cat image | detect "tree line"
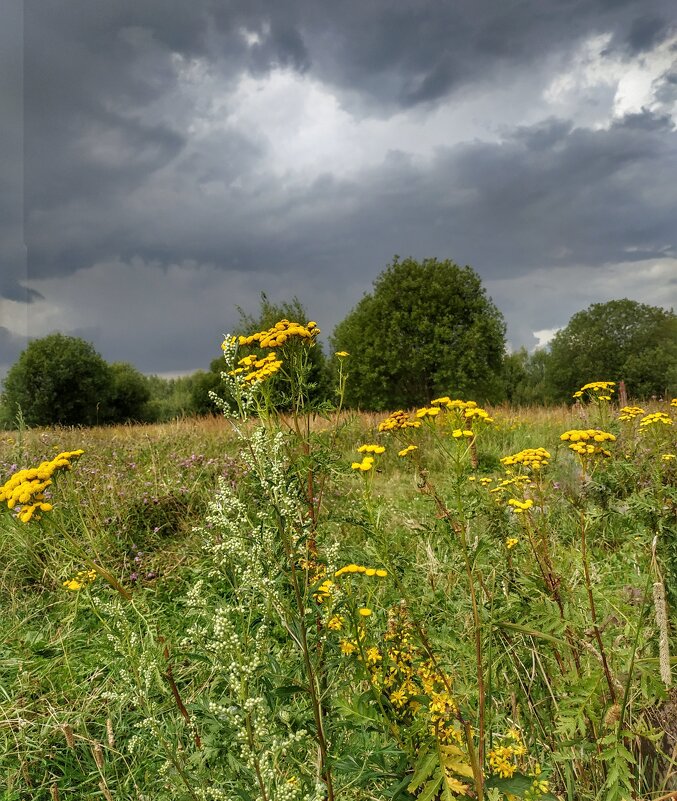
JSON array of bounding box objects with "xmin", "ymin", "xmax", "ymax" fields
[{"xmin": 2, "ymin": 256, "xmax": 675, "ymax": 427}]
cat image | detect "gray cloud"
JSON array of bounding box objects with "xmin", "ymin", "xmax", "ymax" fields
[{"xmin": 1, "ymin": 0, "xmax": 675, "ymax": 377}]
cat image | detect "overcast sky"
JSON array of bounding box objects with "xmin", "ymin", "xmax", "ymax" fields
[{"xmin": 1, "ymin": 0, "xmax": 676, "ymax": 377}]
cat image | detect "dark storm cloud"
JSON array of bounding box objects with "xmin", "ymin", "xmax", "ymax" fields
[
  {"xmin": 23, "ymin": 105, "xmax": 676, "ymax": 295},
  {"xmin": 19, "ymin": 0, "xmax": 675, "ymax": 285},
  {"xmin": 0, "ymin": 0, "xmax": 673, "ymax": 376}
]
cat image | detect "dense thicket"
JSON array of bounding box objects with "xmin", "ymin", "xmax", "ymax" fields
[
  {"xmin": 1, "ymin": 334, "xmax": 113, "ymax": 427},
  {"xmin": 331, "ymin": 257, "xmax": 506, "ymax": 409},
  {"xmin": 545, "ymin": 299, "xmax": 677, "ymax": 401}
]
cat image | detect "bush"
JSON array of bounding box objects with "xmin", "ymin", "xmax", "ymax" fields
[{"xmin": 331, "ymin": 256, "xmax": 506, "ymax": 409}]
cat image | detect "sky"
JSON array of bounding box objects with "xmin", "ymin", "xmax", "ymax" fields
[{"xmin": 1, "ymin": 0, "xmax": 676, "ymax": 378}]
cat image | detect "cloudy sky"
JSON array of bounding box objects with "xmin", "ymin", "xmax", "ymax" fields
[{"xmin": 1, "ymin": 0, "xmax": 676, "ymax": 377}]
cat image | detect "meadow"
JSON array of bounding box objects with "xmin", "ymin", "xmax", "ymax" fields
[{"xmin": 1, "ymin": 324, "xmax": 676, "ymax": 801}]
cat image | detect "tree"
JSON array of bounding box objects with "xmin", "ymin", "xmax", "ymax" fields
[
  {"xmin": 106, "ymin": 362, "xmax": 152, "ymax": 422},
  {"xmin": 502, "ymin": 348, "xmax": 555, "ymax": 406},
  {"xmin": 545, "ymin": 299, "xmax": 677, "ymax": 401},
  {"xmin": 331, "ymin": 256, "xmax": 506, "ymax": 410},
  {"xmin": 1, "ymin": 333, "xmax": 113, "ymax": 426}
]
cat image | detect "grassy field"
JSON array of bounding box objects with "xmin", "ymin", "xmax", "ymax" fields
[{"xmin": 1, "ymin": 382, "xmax": 676, "ymax": 800}]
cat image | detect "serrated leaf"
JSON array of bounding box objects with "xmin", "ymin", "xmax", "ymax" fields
[
  {"xmin": 441, "ymin": 757, "xmax": 474, "ymax": 779},
  {"xmin": 485, "ymin": 772, "xmax": 558, "ymax": 800},
  {"xmin": 418, "ymin": 775, "xmax": 443, "ymax": 801},
  {"xmin": 408, "ymin": 746, "xmax": 437, "ymax": 792}
]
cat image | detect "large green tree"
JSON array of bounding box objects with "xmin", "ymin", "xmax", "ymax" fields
[
  {"xmin": 1, "ymin": 333, "xmax": 113, "ymax": 426},
  {"xmin": 105, "ymin": 362, "xmax": 152, "ymax": 422},
  {"xmin": 545, "ymin": 299, "xmax": 677, "ymax": 401},
  {"xmin": 331, "ymin": 256, "xmax": 506, "ymax": 410}
]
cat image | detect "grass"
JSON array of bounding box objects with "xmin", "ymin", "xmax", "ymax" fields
[{"xmin": 1, "ymin": 392, "xmax": 676, "ymax": 801}]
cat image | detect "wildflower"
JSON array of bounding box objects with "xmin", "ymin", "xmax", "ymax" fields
[
  {"xmin": 335, "ymin": 563, "xmax": 387, "ymax": 578},
  {"xmin": 573, "ymin": 381, "xmax": 615, "ymax": 400},
  {"xmin": 560, "ymin": 429, "xmax": 616, "ymax": 458},
  {"xmin": 415, "ymin": 406, "xmax": 440, "ymax": 419},
  {"xmin": 451, "ymin": 429, "xmax": 474, "ymax": 438},
  {"xmin": 378, "ymin": 410, "xmax": 422, "ymax": 432},
  {"xmin": 398, "ymin": 444, "xmax": 417, "ymax": 457},
  {"xmin": 662, "ymin": 454, "xmax": 676, "ymax": 461},
  {"xmin": 618, "ymin": 405, "xmax": 645, "ymax": 421},
  {"xmin": 431, "ymin": 397, "xmax": 477, "ymax": 411},
  {"xmin": 390, "ymin": 687, "xmax": 408, "ymax": 707},
  {"xmin": 63, "ymin": 568, "xmax": 97, "ymax": 591},
  {"xmin": 351, "ymin": 456, "xmax": 374, "ymax": 472},
  {"xmin": 464, "ymin": 406, "xmax": 494, "ymax": 423},
  {"xmin": 313, "ymin": 579, "xmax": 334, "ymax": 602},
  {"xmin": 358, "ymin": 607, "xmax": 372, "ymax": 617},
  {"xmin": 639, "ymin": 411, "xmax": 673, "ymax": 429},
  {"xmin": 357, "ymin": 444, "xmax": 385, "ymax": 454},
  {"xmin": 339, "ymin": 639, "xmax": 357, "ymax": 655},
  {"xmin": 507, "ymin": 498, "xmax": 534, "ymax": 514},
  {"xmin": 327, "ymin": 615, "xmax": 344, "ymax": 631},
  {"xmin": 366, "ymin": 646, "xmax": 381, "ymax": 664},
  {"xmin": 506, "ymin": 537, "xmax": 519, "ymax": 549},
  {"xmin": 672, "ymin": 398, "xmax": 677, "ymax": 407},
  {"xmin": 0, "ymin": 449, "xmax": 84, "ymax": 523},
  {"xmin": 500, "ymin": 447, "xmax": 550, "ymax": 471},
  {"xmin": 236, "ymin": 318, "xmax": 320, "ymax": 348},
  {"xmin": 336, "ymin": 351, "xmax": 349, "ymax": 357}
]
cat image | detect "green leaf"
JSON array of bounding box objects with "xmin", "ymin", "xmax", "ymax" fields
[
  {"xmin": 486, "ymin": 773, "xmax": 558, "ymax": 800},
  {"xmin": 417, "ymin": 775, "xmax": 444, "ymax": 801},
  {"xmin": 407, "ymin": 746, "xmax": 437, "ymax": 792}
]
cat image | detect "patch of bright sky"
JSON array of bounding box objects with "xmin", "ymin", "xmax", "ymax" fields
[
  {"xmin": 544, "ymin": 32, "xmax": 677, "ymax": 126},
  {"xmin": 170, "ymin": 31, "xmax": 676, "ymax": 183},
  {"xmin": 487, "ymin": 256, "xmax": 677, "ymax": 351}
]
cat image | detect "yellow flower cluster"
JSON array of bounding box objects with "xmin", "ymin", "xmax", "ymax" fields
[
  {"xmin": 398, "ymin": 444, "xmax": 418, "ymax": 457},
  {"xmin": 507, "ymin": 498, "xmax": 534, "ymax": 514},
  {"xmin": 468, "ymin": 476, "xmax": 493, "ymax": 486},
  {"xmin": 0, "ymin": 449, "xmax": 84, "ymax": 523},
  {"xmin": 237, "ymin": 318, "xmax": 320, "ymax": 348},
  {"xmin": 672, "ymin": 398, "xmax": 677, "ymax": 408},
  {"xmin": 464, "ymin": 406, "xmax": 494, "ymax": 423},
  {"xmin": 500, "ymin": 447, "xmax": 550, "ymax": 470},
  {"xmin": 415, "ymin": 406, "xmax": 440, "ymax": 419},
  {"xmin": 487, "ymin": 730, "xmax": 527, "ymax": 778},
  {"xmin": 573, "ymin": 381, "xmax": 615, "ymax": 400},
  {"xmin": 663, "ymin": 454, "xmax": 676, "ymax": 461},
  {"xmin": 352, "ymin": 444, "xmax": 384, "ymax": 471},
  {"xmin": 639, "ymin": 411, "xmax": 673, "ymax": 429},
  {"xmin": 314, "ymin": 578, "xmax": 334, "ymax": 602},
  {"xmin": 63, "ymin": 568, "xmax": 97, "ymax": 591},
  {"xmin": 451, "ymin": 429, "xmax": 474, "ymax": 439},
  {"xmin": 431, "ymin": 397, "xmax": 477, "ymax": 411},
  {"xmin": 357, "ymin": 443, "xmax": 385, "ymax": 454},
  {"xmin": 228, "ymin": 353, "xmax": 283, "ymax": 383},
  {"xmin": 490, "ymin": 475, "xmax": 531, "ymax": 494},
  {"xmin": 619, "ymin": 406, "xmax": 645, "ymax": 421},
  {"xmin": 506, "ymin": 537, "xmax": 519, "ymax": 549},
  {"xmin": 378, "ymin": 410, "xmax": 422, "ymax": 432},
  {"xmin": 560, "ymin": 429, "xmax": 616, "ymax": 457},
  {"xmin": 335, "ymin": 351, "xmax": 349, "ymax": 357},
  {"xmin": 335, "ymin": 563, "xmax": 388, "ymax": 578}
]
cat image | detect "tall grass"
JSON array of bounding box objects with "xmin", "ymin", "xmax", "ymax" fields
[{"xmin": 1, "ymin": 337, "xmax": 676, "ymax": 801}]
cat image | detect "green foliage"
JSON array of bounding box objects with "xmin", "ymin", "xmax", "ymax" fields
[
  {"xmin": 1, "ymin": 333, "xmax": 113, "ymax": 426},
  {"xmin": 501, "ymin": 349, "xmax": 555, "ymax": 406},
  {"xmin": 189, "ymin": 365, "xmax": 224, "ymax": 416},
  {"xmin": 331, "ymin": 256, "xmax": 506, "ymax": 410},
  {"xmin": 105, "ymin": 362, "xmax": 152, "ymax": 422},
  {"xmin": 546, "ymin": 299, "xmax": 677, "ymax": 401}
]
